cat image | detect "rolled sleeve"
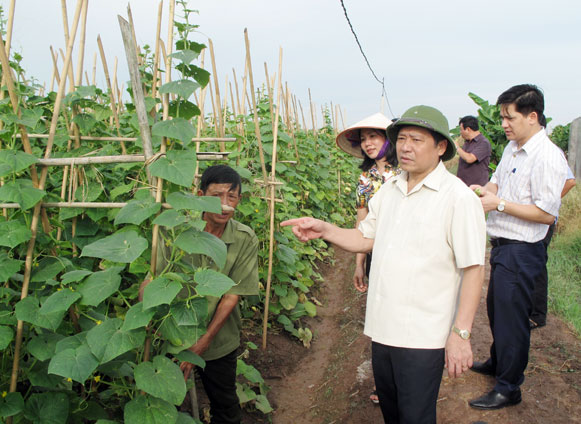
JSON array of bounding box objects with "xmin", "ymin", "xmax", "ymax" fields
[
  {"xmin": 531, "ymin": 151, "xmax": 567, "ymax": 216},
  {"xmin": 450, "ymin": 191, "xmax": 486, "ymax": 269}
]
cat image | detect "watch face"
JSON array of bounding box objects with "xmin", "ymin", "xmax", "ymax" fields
[
  {"xmin": 497, "ymin": 202, "xmax": 505, "ymax": 212},
  {"xmin": 459, "ymin": 330, "xmax": 470, "ymax": 340}
]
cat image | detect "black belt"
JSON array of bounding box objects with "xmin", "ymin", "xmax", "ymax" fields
[{"xmin": 490, "ymin": 237, "xmax": 527, "ymax": 247}]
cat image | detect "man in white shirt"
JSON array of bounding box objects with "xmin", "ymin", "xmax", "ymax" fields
[
  {"xmin": 282, "ymin": 106, "xmax": 486, "ymax": 424},
  {"xmin": 469, "ymin": 84, "xmax": 568, "ymax": 410}
]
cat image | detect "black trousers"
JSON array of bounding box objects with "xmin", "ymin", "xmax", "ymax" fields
[
  {"xmin": 372, "ymin": 342, "xmax": 445, "ymax": 424},
  {"xmin": 198, "ymin": 349, "xmax": 241, "ymax": 424},
  {"xmin": 530, "ymin": 223, "xmax": 555, "ymax": 325},
  {"xmin": 485, "ymin": 241, "xmax": 545, "ymax": 395}
]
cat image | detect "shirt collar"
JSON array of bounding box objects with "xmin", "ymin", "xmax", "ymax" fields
[
  {"xmin": 510, "ymin": 128, "xmax": 545, "ymax": 154},
  {"xmin": 219, "ymin": 219, "xmax": 236, "ymax": 244},
  {"xmin": 393, "ymin": 161, "xmax": 446, "ymax": 195}
]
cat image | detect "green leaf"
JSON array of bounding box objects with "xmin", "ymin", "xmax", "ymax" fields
[
  {"xmin": 73, "ymin": 113, "xmax": 98, "ymax": 133},
  {"xmin": 142, "ymin": 277, "xmax": 182, "ymax": 310},
  {"xmin": 159, "ymin": 79, "xmax": 200, "ymax": 100},
  {"xmin": 152, "ymin": 209, "xmax": 187, "ymax": 228},
  {"xmin": 279, "ymin": 289, "xmax": 299, "ymax": 310},
  {"xmin": 31, "ymin": 257, "xmax": 68, "ymax": 282},
  {"xmin": 124, "ymin": 395, "xmax": 178, "ymax": 424},
  {"xmin": 17, "ymin": 107, "xmax": 44, "ymax": 129},
  {"xmin": 15, "ymin": 297, "xmax": 64, "ymax": 331},
  {"xmin": 27, "ymin": 333, "xmax": 64, "ymax": 361},
  {"xmin": 114, "ymin": 198, "xmax": 161, "ymax": 225},
  {"xmin": 0, "ymin": 252, "xmax": 23, "ymax": 282},
  {"xmin": 0, "ymin": 220, "xmax": 32, "ymax": 248},
  {"xmin": 87, "ymin": 318, "xmax": 146, "ymax": 363},
  {"xmin": 276, "ymin": 244, "xmax": 298, "ymax": 265},
  {"xmin": 135, "ymin": 355, "xmax": 186, "ymax": 405},
  {"xmin": 77, "ymin": 266, "xmax": 123, "ymax": 306},
  {"xmin": 0, "ymin": 150, "xmax": 38, "ymax": 177},
  {"xmin": 168, "ymin": 99, "xmax": 201, "ymax": 120},
  {"xmin": 60, "ymin": 269, "xmax": 92, "ymax": 284},
  {"xmin": 160, "ymin": 317, "xmax": 205, "ymax": 353},
  {"xmin": 236, "ymin": 382, "xmax": 257, "ymax": 403},
  {"xmin": 48, "ymin": 343, "xmax": 99, "ymax": 383},
  {"xmin": 194, "ymin": 269, "xmax": 235, "ymax": 297},
  {"xmin": 236, "ymin": 359, "xmax": 264, "ymax": 384},
  {"xmin": 255, "ymin": 394, "xmax": 273, "ymax": 414},
  {"xmin": 175, "ymin": 229, "xmax": 227, "ymax": 269},
  {"xmin": 40, "ymin": 288, "xmax": 81, "ymax": 314},
  {"xmin": 0, "ymin": 179, "xmax": 45, "ymax": 210},
  {"xmin": 174, "ymin": 350, "xmax": 206, "ymax": 368},
  {"xmin": 0, "ymin": 392, "xmax": 24, "ymax": 418},
  {"xmin": 166, "ymin": 192, "xmax": 221, "ymax": 213},
  {"xmin": 169, "ymin": 49, "xmax": 200, "ymax": 65},
  {"xmin": 170, "ymin": 298, "xmax": 208, "ymax": 326},
  {"xmin": 149, "ymin": 150, "xmax": 197, "ymax": 187},
  {"xmin": 24, "ymin": 393, "xmax": 69, "ymax": 424},
  {"xmin": 152, "ymin": 117, "xmax": 195, "ymax": 144},
  {"xmin": 75, "ymin": 183, "xmax": 103, "ymax": 202},
  {"xmin": 0, "ymin": 325, "xmax": 14, "ymax": 350},
  {"xmin": 303, "ymin": 300, "xmax": 317, "ymax": 317},
  {"xmin": 81, "ymin": 231, "xmax": 148, "ymax": 263},
  {"xmin": 121, "ymin": 302, "xmax": 156, "ymax": 331},
  {"xmin": 177, "ymin": 412, "xmax": 200, "ymax": 424},
  {"xmin": 110, "ymin": 182, "xmax": 134, "ymax": 200}
]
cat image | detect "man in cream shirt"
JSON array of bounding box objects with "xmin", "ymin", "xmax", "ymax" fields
[{"xmin": 283, "ymin": 106, "xmax": 486, "ymax": 424}]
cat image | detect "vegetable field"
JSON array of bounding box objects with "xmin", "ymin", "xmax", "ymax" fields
[{"xmin": 0, "ymin": 1, "xmax": 358, "ymax": 422}]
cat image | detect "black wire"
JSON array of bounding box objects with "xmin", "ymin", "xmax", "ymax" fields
[{"xmin": 339, "ymin": 0, "xmax": 396, "ymax": 118}]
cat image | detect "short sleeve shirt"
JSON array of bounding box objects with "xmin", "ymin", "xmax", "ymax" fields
[
  {"xmin": 358, "ymin": 162, "xmax": 486, "ymax": 348},
  {"xmin": 356, "ymin": 165, "xmax": 400, "ymax": 208},
  {"xmin": 158, "ymin": 219, "xmax": 259, "ymax": 361},
  {"xmin": 456, "ymin": 133, "xmax": 492, "ymax": 186}
]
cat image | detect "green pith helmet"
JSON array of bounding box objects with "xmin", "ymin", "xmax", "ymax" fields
[{"xmin": 387, "ymin": 105, "xmax": 456, "ymax": 161}]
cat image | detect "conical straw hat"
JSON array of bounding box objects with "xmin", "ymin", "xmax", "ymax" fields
[{"xmin": 336, "ymin": 112, "xmax": 391, "ymax": 158}]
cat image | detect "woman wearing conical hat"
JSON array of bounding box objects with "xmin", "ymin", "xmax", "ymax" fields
[{"xmin": 336, "ymin": 112, "xmax": 400, "ymax": 404}]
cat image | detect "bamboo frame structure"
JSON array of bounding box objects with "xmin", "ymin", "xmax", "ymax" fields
[
  {"xmin": 262, "ymin": 47, "xmax": 284, "ymax": 350},
  {"xmin": 6, "ymin": 0, "xmax": 84, "ymax": 398}
]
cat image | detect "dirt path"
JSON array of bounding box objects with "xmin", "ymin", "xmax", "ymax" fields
[{"xmin": 245, "ymin": 245, "xmax": 581, "ymax": 423}]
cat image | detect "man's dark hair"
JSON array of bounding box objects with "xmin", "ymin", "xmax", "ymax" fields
[
  {"xmin": 359, "ymin": 129, "xmax": 398, "ymax": 172},
  {"xmin": 459, "ymin": 116, "xmax": 479, "ymax": 131},
  {"xmin": 200, "ymin": 165, "xmax": 242, "ymax": 194},
  {"xmin": 496, "ymin": 84, "xmax": 546, "ymax": 127}
]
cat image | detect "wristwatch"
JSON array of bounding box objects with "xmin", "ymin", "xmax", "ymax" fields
[
  {"xmin": 452, "ymin": 325, "xmax": 471, "ymax": 340},
  {"xmin": 497, "ymin": 199, "xmax": 506, "ymax": 212}
]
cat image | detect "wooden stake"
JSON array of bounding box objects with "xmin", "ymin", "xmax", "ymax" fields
[
  {"xmin": 299, "ymin": 99, "xmax": 307, "ymax": 134},
  {"xmin": 309, "ymin": 88, "xmax": 316, "ymax": 136},
  {"xmin": 6, "ymin": 0, "xmax": 84, "ymax": 396},
  {"xmin": 4, "ymin": 0, "xmax": 15, "ymax": 54},
  {"xmin": 244, "ymin": 28, "xmax": 267, "ymax": 181},
  {"xmin": 193, "ymin": 50, "xmax": 207, "ymax": 188},
  {"xmin": 208, "ymin": 39, "xmax": 224, "ymax": 142}
]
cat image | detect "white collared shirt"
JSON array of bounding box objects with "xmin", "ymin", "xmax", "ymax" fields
[
  {"xmin": 487, "ymin": 129, "xmax": 568, "ymax": 242},
  {"xmin": 358, "ymin": 162, "xmax": 486, "ymax": 349}
]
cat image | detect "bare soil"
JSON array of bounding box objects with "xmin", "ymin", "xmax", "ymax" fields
[{"xmin": 241, "ymin": 245, "xmax": 581, "ymax": 424}]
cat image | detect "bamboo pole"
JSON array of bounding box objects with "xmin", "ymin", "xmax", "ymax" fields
[
  {"xmin": 262, "ymin": 47, "xmax": 284, "ymax": 350},
  {"xmin": 264, "ymin": 62, "xmax": 274, "ymax": 124},
  {"xmin": 193, "ymin": 50, "xmax": 207, "ymax": 188},
  {"xmin": 7, "ymin": 0, "xmax": 84, "ymax": 396},
  {"xmin": 50, "ymin": 46, "xmax": 61, "ymax": 87},
  {"xmin": 91, "ymin": 52, "xmax": 97, "ymax": 85},
  {"xmin": 150, "ymin": 0, "xmax": 164, "ymax": 101},
  {"xmin": 208, "ymin": 79, "xmax": 219, "ymax": 136},
  {"xmin": 74, "ymin": 0, "xmax": 89, "ymax": 86},
  {"xmin": 298, "ymin": 99, "xmax": 307, "ymax": 134},
  {"xmin": 4, "ymin": 0, "xmax": 15, "ymax": 54},
  {"xmin": 339, "ymin": 106, "xmax": 346, "ymax": 130},
  {"xmin": 97, "ymin": 35, "xmax": 127, "ymax": 154},
  {"xmin": 18, "ymin": 134, "xmax": 235, "ymax": 142},
  {"xmin": 221, "ymin": 74, "xmax": 229, "ymax": 137},
  {"xmin": 308, "ymin": 88, "xmax": 316, "ymax": 136},
  {"xmin": 244, "ymin": 29, "xmax": 267, "ymax": 182},
  {"xmin": 208, "ymin": 38, "xmax": 225, "ymax": 151}
]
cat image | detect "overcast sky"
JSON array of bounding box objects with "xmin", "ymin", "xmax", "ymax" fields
[{"xmin": 6, "ymin": 0, "xmax": 581, "ymax": 129}]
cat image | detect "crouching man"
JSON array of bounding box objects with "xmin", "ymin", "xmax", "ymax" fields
[
  {"xmin": 142, "ymin": 165, "xmax": 259, "ymax": 424},
  {"xmin": 283, "ymin": 106, "xmax": 486, "ymax": 423}
]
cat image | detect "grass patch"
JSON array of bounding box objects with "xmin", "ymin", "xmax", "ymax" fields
[{"xmin": 548, "ymin": 185, "xmax": 581, "ymax": 335}]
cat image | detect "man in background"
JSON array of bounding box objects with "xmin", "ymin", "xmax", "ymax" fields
[
  {"xmin": 455, "ymin": 115, "xmax": 491, "ymax": 186},
  {"xmin": 469, "ymin": 84, "xmax": 568, "ymax": 410}
]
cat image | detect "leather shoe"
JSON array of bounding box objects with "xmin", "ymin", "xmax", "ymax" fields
[
  {"xmin": 469, "ymin": 389, "xmax": 521, "ymax": 410},
  {"xmin": 470, "ymin": 361, "xmax": 494, "ymax": 376}
]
